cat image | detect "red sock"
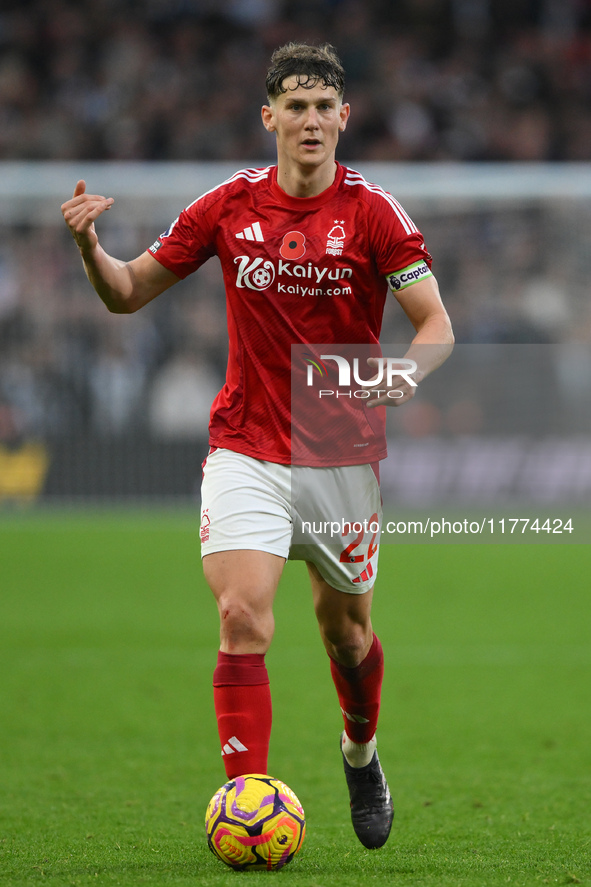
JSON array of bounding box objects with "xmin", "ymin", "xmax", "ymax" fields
[
  {"xmin": 213, "ymin": 651, "xmax": 272, "ymax": 779},
  {"xmin": 329, "ymin": 633, "xmax": 384, "ymax": 743}
]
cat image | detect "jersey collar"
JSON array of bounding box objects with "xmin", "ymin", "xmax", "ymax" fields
[{"xmin": 270, "ymin": 163, "xmax": 346, "ymax": 210}]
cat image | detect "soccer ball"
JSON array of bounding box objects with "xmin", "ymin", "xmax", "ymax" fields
[{"xmin": 205, "ymin": 773, "xmax": 306, "ymax": 870}]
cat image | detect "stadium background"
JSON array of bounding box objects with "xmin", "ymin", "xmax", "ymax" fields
[
  {"xmin": 2, "ymin": 5, "xmax": 591, "ymax": 885},
  {"xmin": 0, "ymin": 0, "xmax": 590, "ymax": 506}
]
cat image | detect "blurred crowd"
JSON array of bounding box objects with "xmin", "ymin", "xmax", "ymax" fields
[
  {"xmin": 1, "ymin": 0, "xmax": 591, "ymax": 450},
  {"xmin": 1, "ymin": 0, "xmax": 591, "ymax": 162},
  {"xmin": 1, "ymin": 196, "xmax": 590, "ymax": 444},
  {"xmin": 0, "ymin": 220, "xmax": 227, "ymax": 442}
]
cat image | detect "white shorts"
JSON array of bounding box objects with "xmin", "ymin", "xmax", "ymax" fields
[{"xmin": 200, "ymin": 448, "xmax": 382, "ymax": 594}]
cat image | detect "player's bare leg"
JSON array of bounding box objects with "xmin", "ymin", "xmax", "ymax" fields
[
  {"xmin": 308, "ymin": 563, "xmax": 374, "ymax": 662},
  {"xmin": 307, "ymin": 563, "xmax": 394, "ymax": 849},
  {"xmin": 204, "ymin": 550, "xmax": 285, "ymax": 778},
  {"xmin": 204, "ymin": 549, "xmax": 284, "ymax": 654}
]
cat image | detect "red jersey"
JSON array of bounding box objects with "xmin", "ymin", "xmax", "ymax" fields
[{"xmin": 148, "ymin": 163, "xmax": 433, "ymax": 466}]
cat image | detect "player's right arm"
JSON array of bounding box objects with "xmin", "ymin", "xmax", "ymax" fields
[{"xmin": 61, "ymin": 180, "xmax": 180, "ymax": 314}]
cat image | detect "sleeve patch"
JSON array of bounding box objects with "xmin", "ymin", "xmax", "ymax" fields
[{"xmin": 387, "ymin": 261, "xmax": 432, "ymax": 292}]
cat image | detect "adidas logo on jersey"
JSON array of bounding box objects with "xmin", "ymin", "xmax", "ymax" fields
[
  {"xmin": 221, "ymin": 735, "xmax": 249, "ymax": 755},
  {"xmin": 235, "ymin": 222, "xmax": 264, "ymax": 242}
]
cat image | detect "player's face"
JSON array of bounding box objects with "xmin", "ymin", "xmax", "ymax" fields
[{"xmin": 262, "ymin": 77, "xmax": 350, "ymax": 172}]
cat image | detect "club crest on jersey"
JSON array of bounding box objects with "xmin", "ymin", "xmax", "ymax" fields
[
  {"xmin": 234, "ymin": 255, "xmax": 276, "ymax": 290},
  {"xmin": 326, "ymin": 221, "xmax": 346, "ymax": 256}
]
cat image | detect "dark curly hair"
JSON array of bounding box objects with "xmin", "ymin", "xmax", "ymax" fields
[{"xmin": 266, "ymin": 43, "xmax": 345, "ymax": 101}]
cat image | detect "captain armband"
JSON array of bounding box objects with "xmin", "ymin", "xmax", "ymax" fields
[{"xmin": 386, "ymin": 261, "xmax": 432, "ymax": 293}]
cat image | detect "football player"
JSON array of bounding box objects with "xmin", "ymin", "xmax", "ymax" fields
[{"xmin": 61, "ymin": 42, "xmax": 453, "ymax": 849}]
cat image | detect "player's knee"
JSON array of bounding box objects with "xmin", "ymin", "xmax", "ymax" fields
[
  {"xmin": 217, "ymin": 595, "xmax": 274, "ymax": 652},
  {"xmin": 322, "ymin": 622, "xmax": 371, "ymax": 667}
]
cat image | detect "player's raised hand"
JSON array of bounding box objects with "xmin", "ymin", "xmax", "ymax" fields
[{"xmin": 61, "ymin": 180, "xmax": 114, "ymax": 253}]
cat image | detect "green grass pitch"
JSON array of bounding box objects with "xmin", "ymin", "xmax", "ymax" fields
[{"xmin": 1, "ymin": 511, "xmax": 590, "ymax": 886}]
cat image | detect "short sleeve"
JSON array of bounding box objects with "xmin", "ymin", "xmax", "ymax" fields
[
  {"xmin": 146, "ymin": 203, "xmax": 216, "ymax": 280},
  {"xmin": 366, "ymin": 190, "xmax": 433, "ymax": 293}
]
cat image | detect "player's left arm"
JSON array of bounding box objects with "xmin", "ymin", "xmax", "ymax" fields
[{"xmin": 368, "ymin": 275, "xmax": 454, "ymax": 408}]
